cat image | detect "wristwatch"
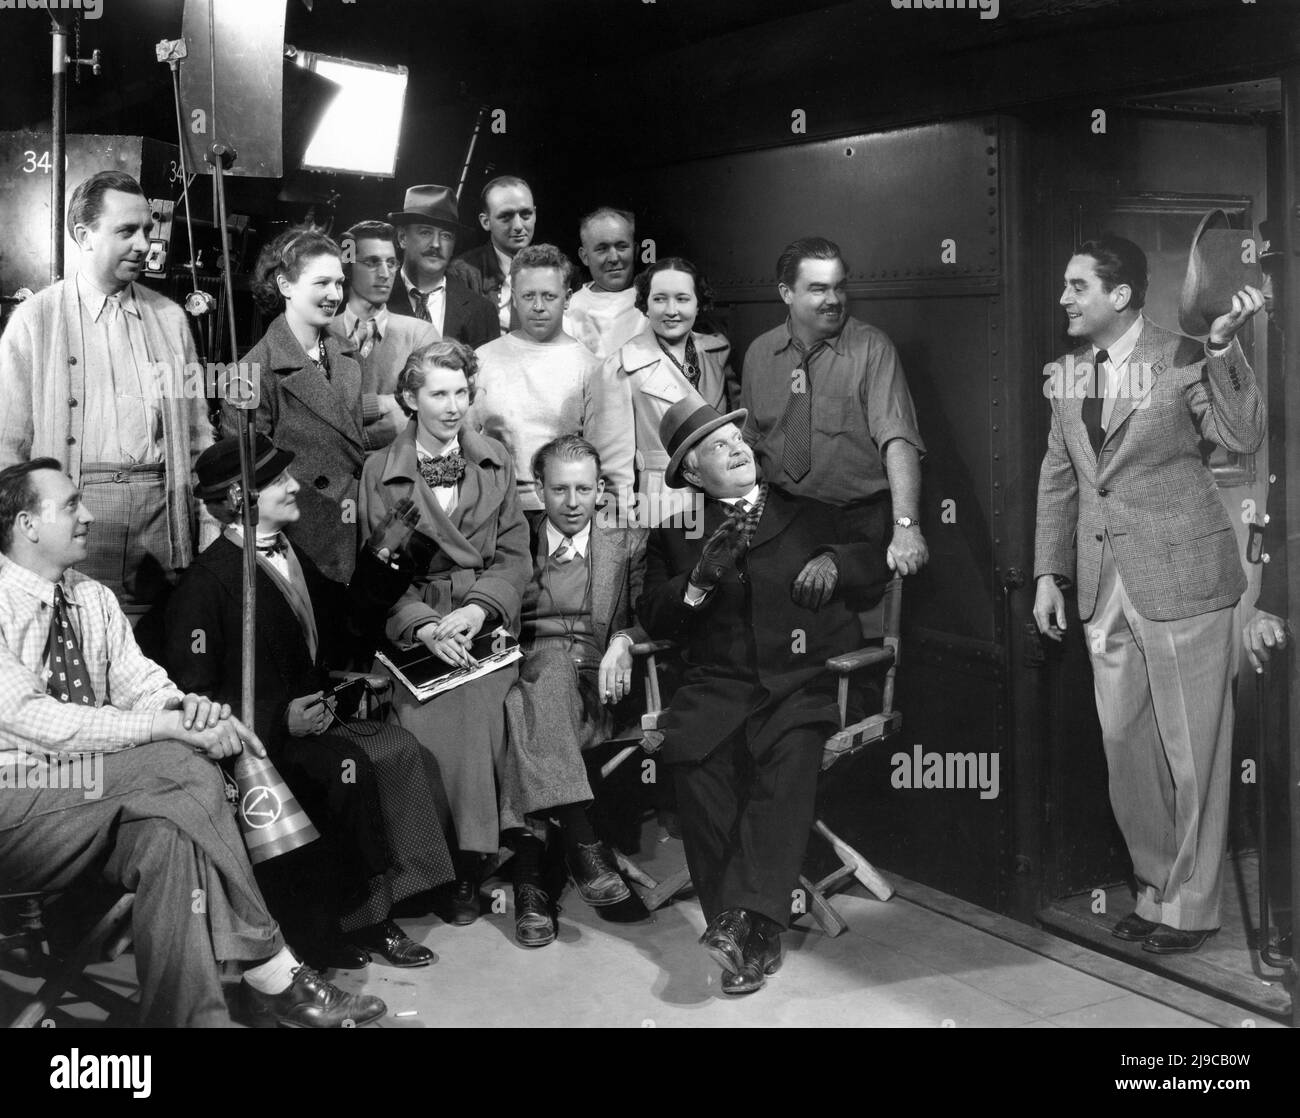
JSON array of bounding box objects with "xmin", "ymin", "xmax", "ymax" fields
[{"xmin": 894, "ymin": 516, "xmax": 917, "ymax": 529}]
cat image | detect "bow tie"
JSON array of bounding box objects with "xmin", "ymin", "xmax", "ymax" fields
[
  {"xmin": 419, "ymin": 451, "xmax": 467, "ymax": 489},
  {"xmin": 256, "ymin": 536, "xmax": 288, "ymax": 558}
]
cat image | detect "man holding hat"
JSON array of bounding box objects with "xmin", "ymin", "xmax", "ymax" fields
[
  {"xmin": 638, "ymin": 397, "xmax": 891, "ymax": 995},
  {"xmin": 1034, "ymin": 233, "xmax": 1265, "ymax": 954},
  {"xmin": 386, "ymin": 184, "xmax": 500, "ymax": 348},
  {"xmin": 165, "ymin": 434, "xmax": 454, "ymax": 972}
]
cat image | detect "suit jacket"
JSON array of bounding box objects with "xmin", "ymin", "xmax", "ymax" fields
[
  {"xmin": 387, "ymin": 273, "xmax": 500, "ymax": 348},
  {"xmin": 359, "ymin": 421, "xmax": 531, "ymax": 647},
  {"xmin": 326, "ymin": 312, "xmax": 440, "ymax": 450},
  {"xmin": 221, "ymin": 315, "xmax": 366, "ymax": 584},
  {"xmin": 639, "ymin": 485, "xmax": 891, "ymax": 764},
  {"xmin": 524, "ymin": 518, "xmax": 649, "ymax": 652},
  {"xmin": 1034, "ymin": 319, "xmax": 1264, "ymax": 622},
  {"xmin": 164, "ymin": 533, "xmax": 346, "ymax": 749},
  {"xmin": 0, "ymin": 277, "xmax": 213, "ymax": 569},
  {"xmin": 602, "ymin": 328, "xmax": 739, "ymax": 477},
  {"xmin": 448, "ymin": 242, "xmax": 519, "ymax": 330}
]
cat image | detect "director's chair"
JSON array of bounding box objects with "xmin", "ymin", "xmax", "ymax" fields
[{"xmin": 600, "ymin": 576, "xmax": 905, "ymax": 935}]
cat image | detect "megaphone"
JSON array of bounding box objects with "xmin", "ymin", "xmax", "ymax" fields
[{"xmin": 232, "ymin": 751, "xmax": 320, "ymax": 864}]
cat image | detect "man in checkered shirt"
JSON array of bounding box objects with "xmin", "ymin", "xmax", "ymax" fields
[{"xmin": 0, "ymin": 459, "xmax": 385, "ymax": 1027}]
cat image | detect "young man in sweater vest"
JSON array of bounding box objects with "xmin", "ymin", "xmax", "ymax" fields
[{"xmin": 469, "ymin": 244, "xmax": 635, "ymax": 524}]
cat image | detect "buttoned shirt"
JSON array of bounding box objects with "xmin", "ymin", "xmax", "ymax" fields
[
  {"xmin": 76, "ymin": 273, "xmax": 164, "ymax": 465},
  {"xmin": 343, "ymin": 305, "xmax": 391, "ymax": 346},
  {"xmin": 1093, "ymin": 314, "xmax": 1145, "ymax": 431},
  {"xmin": 544, "ymin": 519, "xmax": 592, "ymax": 560},
  {"xmin": 400, "ymin": 274, "xmax": 447, "ymax": 334},
  {"xmin": 0, "ymin": 554, "xmax": 181, "ymax": 761},
  {"xmin": 740, "ymin": 317, "xmax": 925, "ymax": 506}
]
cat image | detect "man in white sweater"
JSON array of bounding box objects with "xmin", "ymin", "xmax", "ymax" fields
[
  {"xmin": 471, "ymin": 244, "xmax": 635, "ymax": 520},
  {"xmin": 562, "ymin": 208, "xmax": 648, "ymax": 360}
]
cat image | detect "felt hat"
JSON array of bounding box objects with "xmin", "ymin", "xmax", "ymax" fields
[
  {"xmin": 660, "ymin": 395, "xmax": 748, "ymax": 489},
  {"xmin": 387, "ymin": 184, "xmax": 463, "ymax": 229},
  {"xmin": 1178, "ymin": 209, "xmax": 1263, "ymax": 336},
  {"xmin": 194, "ymin": 434, "xmax": 295, "ymax": 499}
]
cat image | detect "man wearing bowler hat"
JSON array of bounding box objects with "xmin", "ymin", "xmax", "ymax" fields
[
  {"xmin": 1034, "ymin": 232, "xmax": 1265, "ymax": 954},
  {"xmin": 638, "ymin": 397, "xmax": 891, "ymax": 995},
  {"xmin": 386, "ymin": 184, "xmax": 500, "ymax": 348}
]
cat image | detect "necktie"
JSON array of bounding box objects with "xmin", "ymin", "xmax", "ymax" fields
[
  {"xmin": 1083, "ymin": 348, "xmax": 1108, "ymax": 454},
  {"xmin": 256, "ymin": 535, "xmax": 288, "ymax": 558},
  {"xmin": 410, "ymin": 287, "xmax": 431, "ymax": 323},
  {"xmin": 552, "ymin": 536, "xmax": 576, "ymax": 564},
  {"xmin": 779, "ymin": 342, "xmax": 823, "ymax": 482},
  {"xmin": 351, "ymin": 316, "xmax": 378, "ymax": 359},
  {"xmin": 419, "ymin": 451, "xmax": 467, "ymax": 489},
  {"xmin": 46, "ymin": 586, "xmax": 96, "ymax": 706}
]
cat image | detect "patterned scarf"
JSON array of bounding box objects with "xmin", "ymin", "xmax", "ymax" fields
[{"xmin": 728, "ymin": 481, "xmax": 769, "ymax": 549}]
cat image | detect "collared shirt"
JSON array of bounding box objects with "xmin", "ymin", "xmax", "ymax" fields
[
  {"xmin": 494, "ymin": 246, "xmax": 514, "ymax": 331},
  {"xmin": 417, "ymin": 434, "xmax": 462, "ymax": 517},
  {"xmin": 544, "ymin": 519, "xmax": 592, "ymax": 560},
  {"xmin": 76, "ymin": 273, "xmax": 164, "ymax": 465},
  {"xmin": 343, "ymin": 304, "xmax": 390, "ymax": 345},
  {"xmin": 1093, "ymin": 314, "xmax": 1145, "ymax": 430},
  {"xmin": 740, "ymin": 316, "xmax": 925, "ymax": 506},
  {"xmin": 0, "ymin": 554, "xmax": 181, "ymax": 762},
  {"xmin": 400, "ymin": 274, "xmax": 447, "ymax": 334}
]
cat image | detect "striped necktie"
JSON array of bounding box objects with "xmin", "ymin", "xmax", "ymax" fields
[
  {"xmin": 778, "ymin": 340, "xmax": 825, "ymax": 481},
  {"xmin": 46, "ymin": 586, "xmax": 96, "ymax": 706},
  {"xmin": 410, "ymin": 287, "xmax": 431, "ymax": 322}
]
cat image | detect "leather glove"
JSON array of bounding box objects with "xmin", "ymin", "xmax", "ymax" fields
[
  {"xmin": 689, "ymin": 516, "xmax": 749, "ymax": 593},
  {"xmin": 791, "ymin": 552, "xmax": 838, "ymax": 610}
]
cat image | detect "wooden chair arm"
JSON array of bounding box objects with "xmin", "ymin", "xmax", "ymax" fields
[
  {"xmin": 630, "ymin": 639, "xmax": 677, "ymax": 657},
  {"xmin": 826, "ymin": 646, "xmax": 895, "ymax": 674}
]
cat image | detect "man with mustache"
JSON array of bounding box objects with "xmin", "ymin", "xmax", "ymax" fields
[
  {"xmin": 386, "ymin": 185, "xmax": 500, "ymax": 348},
  {"xmin": 0, "ymin": 170, "xmax": 216, "ymax": 623},
  {"xmin": 329, "ymin": 220, "xmax": 439, "ymax": 451},
  {"xmin": 449, "ymin": 176, "xmax": 538, "ymax": 333},
  {"xmin": 563, "ymin": 207, "xmax": 647, "ymax": 359},
  {"xmin": 740, "ymin": 236, "xmax": 928, "ymax": 577}
]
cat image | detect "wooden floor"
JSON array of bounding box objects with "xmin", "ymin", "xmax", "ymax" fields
[{"xmin": 1038, "ymin": 851, "xmax": 1294, "ymax": 1022}]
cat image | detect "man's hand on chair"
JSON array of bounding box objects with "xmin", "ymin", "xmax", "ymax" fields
[{"xmin": 791, "ymin": 551, "xmax": 838, "ymax": 610}]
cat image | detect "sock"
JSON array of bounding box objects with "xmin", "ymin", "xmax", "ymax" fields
[
  {"xmin": 453, "ymin": 850, "xmax": 480, "ymax": 884},
  {"xmin": 552, "ymin": 802, "xmax": 598, "ymax": 852},
  {"xmin": 242, "ymin": 946, "xmax": 300, "ymax": 994},
  {"xmin": 512, "ymin": 833, "xmax": 545, "ymax": 887}
]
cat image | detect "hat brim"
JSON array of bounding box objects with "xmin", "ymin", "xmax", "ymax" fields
[
  {"xmin": 194, "ymin": 446, "xmax": 296, "ymax": 500},
  {"xmin": 386, "ymin": 211, "xmax": 464, "ymax": 229},
  {"xmin": 664, "ymin": 408, "xmax": 748, "ymax": 489}
]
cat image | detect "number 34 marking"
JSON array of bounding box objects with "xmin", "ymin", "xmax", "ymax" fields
[{"xmin": 22, "ymin": 150, "xmax": 54, "ymax": 174}]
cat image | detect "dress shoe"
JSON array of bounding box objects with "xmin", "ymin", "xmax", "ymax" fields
[
  {"xmin": 241, "ymin": 965, "xmax": 386, "ymax": 1028},
  {"xmin": 700, "ymin": 909, "xmax": 751, "ymax": 976},
  {"xmin": 1112, "ymin": 912, "xmax": 1161, "ymax": 942},
  {"xmin": 1142, "ymin": 925, "xmax": 1217, "ymax": 955},
  {"xmin": 514, "ymin": 883, "xmax": 557, "ymax": 948},
  {"xmin": 433, "ymin": 879, "xmax": 480, "ymax": 927},
  {"xmin": 567, "ymin": 841, "xmax": 632, "ymax": 907},
  {"xmin": 302, "ymin": 939, "xmax": 371, "ymax": 972},
  {"xmin": 352, "ymin": 919, "xmax": 436, "ymax": 968},
  {"xmin": 721, "ymin": 923, "xmax": 783, "ymax": 996}
]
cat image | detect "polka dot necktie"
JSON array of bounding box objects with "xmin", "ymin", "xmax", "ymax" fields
[{"xmin": 46, "ymin": 586, "xmax": 96, "ymax": 706}]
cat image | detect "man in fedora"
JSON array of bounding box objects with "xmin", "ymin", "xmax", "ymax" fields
[
  {"xmin": 638, "ymin": 398, "xmax": 891, "ymax": 995},
  {"xmin": 386, "ymin": 184, "xmax": 500, "ymax": 348},
  {"xmin": 1034, "ymin": 233, "xmax": 1265, "ymax": 954}
]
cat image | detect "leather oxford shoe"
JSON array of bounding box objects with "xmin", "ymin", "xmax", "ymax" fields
[
  {"xmin": 514, "ymin": 883, "xmax": 557, "ymax": 948},
  {"xmin": 567, "ymin": 841, "xmax": 632, "ymax": 907},
  {"xmin": 433, "ymin": 879, "xmax": 481, "ymax": 927},
  {"xmin": 353, "ymin": 920, "xmax": 436, "ymax": 968},
  {"xmin": 241, "ymin": 965, "xmax": 386, "ymax": 1028},
  {"xmin": 1142, "ymin": 925, "xmax": 1217, "ymax": 955},
  {"xmin": 721, "ymin": 923, "xmax": 783, "ymax": 996},
  {"xmin": 1112, "ymin": 912, "xmax": 1161, "ymax": 942},
  {"xmin": 700, "ymin": 909, "xmax": 751, "ymax": 976},
  {"xmin": 302, "ymin": 939, "xmax": 371, "ymax": 972}
]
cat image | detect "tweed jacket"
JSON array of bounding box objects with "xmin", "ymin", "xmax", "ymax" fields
[
  {"xmin": 0, "ymin": 277, "xmax": 212, "ymax": 569},
  {"xmin": 1034, "ymin": 319, "xmax": 1264, "ymax": 622},
  {"xmin": 221, "ymin": 314, "xmax": 366, "ymax": 584}
]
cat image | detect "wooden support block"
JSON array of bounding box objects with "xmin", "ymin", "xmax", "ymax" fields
[
  {"xmin": 798, "ymin": 873, "xmax": 848, "ymax": 937},
  {"xmin": 639, "ymin": 865, "xmax": 692, "ymax": 911}
]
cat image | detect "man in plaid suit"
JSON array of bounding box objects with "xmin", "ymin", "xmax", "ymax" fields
[{"xmin": 1033, "ymin": 235, "xmax": 1265, "ymax": 954}]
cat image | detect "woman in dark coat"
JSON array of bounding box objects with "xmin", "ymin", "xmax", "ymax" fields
[
  {"xmin": 165, "ymin": 434, "xmax": 454, "ymax": 970},
  {"xmin": 222, "ymin": 227, "xmax": 392, "ymax": 586},
  {"xmin": 360, "ymin": 339, "xmax": 532, "ymax": 925}
]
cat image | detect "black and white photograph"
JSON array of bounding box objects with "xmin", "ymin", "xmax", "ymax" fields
[{"xmin": 0, "ymin": 0, "xmax": 1297, "ymax": 1062}]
